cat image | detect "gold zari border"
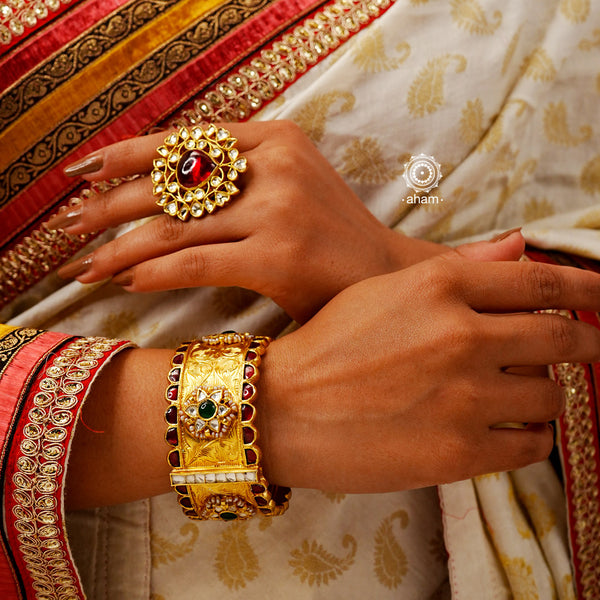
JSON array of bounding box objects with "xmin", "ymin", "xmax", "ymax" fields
[
  {"xmin": 554, "ymin": 359, "xmax": 600, "ymax": 599},
  {"xmin": 174, "ymin": 0, "xmax": 392, "ymax": 127},
  {"xmin": 0, "ymin": 0, "xmax": 393, "ymax": 308},
  {"xmin": 11, "ymin": 336, "xmax": 128, "ymax": 599}
]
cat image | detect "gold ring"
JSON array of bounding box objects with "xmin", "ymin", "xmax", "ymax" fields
[{"xmin": 152, "ymin": 125, "xmax": 247, "ymax": 221}]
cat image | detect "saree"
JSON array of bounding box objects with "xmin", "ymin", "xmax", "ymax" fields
[{"xmin": 1, "ymin": 0, "xmax": 599, "ymax": 597}]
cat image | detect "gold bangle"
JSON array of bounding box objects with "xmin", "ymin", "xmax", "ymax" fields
[{"xmin": 164, "ymin": 333, "xmax": 291, "ymax": 520}]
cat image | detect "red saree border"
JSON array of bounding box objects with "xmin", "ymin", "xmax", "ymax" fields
[
  {"xmin": 0, "ymin": 0, "xmax": 131, "ymax": 91},
  {"xmin": 0, "ymin": 329, "xmax": 74, "ymax": 600},
  {"xmin": 0, "ymin": 0, "xmax": 75, "ymax": 58},
  {"xmin": 527, "ymin": 248, "xmax": 600, "ymax": 600},
  {"xmin": 3, "ymin": 336, "xmax": 133, "ymax": 599},
  {"xmin": 1, "ymin": 0, "xmax": 394, "ymax": 310},
  {"xmin": 0, "ymin": 0, "xmax": 320, "ymax": 246}
]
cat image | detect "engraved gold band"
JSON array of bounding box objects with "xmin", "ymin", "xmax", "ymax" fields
[{"xmin": 164, "ymin": 333, "xmax": 291, "ymax": 520}]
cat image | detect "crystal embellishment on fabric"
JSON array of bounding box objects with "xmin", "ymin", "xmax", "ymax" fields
[{"xmin": 152, "ymin": 126, "xmax": 247, "ymax": 221}]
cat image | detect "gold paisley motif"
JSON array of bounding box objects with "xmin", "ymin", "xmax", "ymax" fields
[
  {"xmin": 561, "ymin": 574, "xmax": 576, "ymax": 600},
  {"xmin": 493, "ymin": 143, "xmax": 519, "ymax": 173},
  {"xmin": 581, "ymin": 154, "xmax": 600, "ymax": 195},
  {"xmin": 291, "ymin": 91, "xmax": 355, "ymax": 143},
  {"xmin": 289, "ymin": 534, "xmax": 357, "ymax": 586},
  {"xmin": 502, "ymin": 26, "xmax": 523, "ymax": 75},
  {"xmin": 560, "ymin": 0, "xmax": 590, "ymax": 23},
  {"xmin": 151, "ymin": 522, "xmax": 199, "ymax": 567},
  {"xmin": 575, "ymin": 206, "xmax": 600, "ymax": 227},
  {"xmin": 322, "ymin": 491, "xmax": 347, "ymax": 503},
  {"xmin": 523, "ymin": 198, "xmax": 555, "ymax": 222},
  {"xmin": 339, "ymin": 137, "xmax": 404, "ymax": 184},
  {"xmin": 507, "ymin": 486, "xmax": 533, "ymax": 539},
  {"xmin": 543, "ymin": 101, "xmax": 592, "ymax": 146},
  {"xmin": 407, "ymin": 54, "xmax": 467, "ymax": 118},
  {"xmin": 518, "ymin": 492, "xmax": 557, "ymax": 539},
  {"xmin": 214, "ymin": 523, "xmax": 260, "ymax": 590},
  {"xmin": 423, "ymin": 186, "xmax": 479, "ymax": 242},
  {"xmin": 100, "ymin": 310, "xmax": 141, "ymax": 340},
  {"xmin": 496, "ymin": 158, "xmax": 538, "ymax": 216},
  {"xmin": 450, "ymin": 0, "xmax": 502, "ymax": 35},
  {"xmin": 373, "ymin": 509, "xmax": 409, "ymax": 589},
  {"xmin": 459, "ymin": 98, "xmax": 485, "ymax": 145},
  {"xmin": 409, "ymin": 0, "xmax": 429, "ymax": 4},
  {"xmin": 428, "ymin": 529, "xmax": 448, "ymax": 564},
  {"xmin": 579, "ymin": 29, "xmax": 600, "ymax": 50},
  {"xmin": 522, "ymin": 48, "xmax": 557, "ymax": 82},
  {"xmin": 352, "ymin": 27, "xmax": 410, "ymax": 73},
  {"xmin": 499, "ymin": 555, "xmax": 540, "ymax": 600}
]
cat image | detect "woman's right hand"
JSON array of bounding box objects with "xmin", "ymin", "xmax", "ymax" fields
[
  {"xmin": 257, "ymin": 233, "xmax": 600, "ymax": 492},
  {"xmin": 68, "ymin": 233, "xmax": 600, "ymax": 507}
]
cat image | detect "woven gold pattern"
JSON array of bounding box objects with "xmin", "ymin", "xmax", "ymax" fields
[
  {"xmin": 165, "ymin": 333, "xmax": 290, "ymax": 520},
  {"xmin": 12, "ymin": 336, "xmax": 123, "ymax": 600},
  {"xmin": 173, "ymin": 0, "xmax": 393, "ymax": 127},
  {"xmin": 0, "ymin": 0, "xmax": 67, "ymax": 45},
  {"xmin": 554, "ymin": 359, "xmax": 600, "ymax": 599}
]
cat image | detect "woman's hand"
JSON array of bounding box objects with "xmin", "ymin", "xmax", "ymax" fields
[
  {"xmin": 50, "ymin": 121, "xmax": 443, "ymax": 322},
  {"xmin": 257, "ymin": 235, "xmax": 600, "ymax": 492},
  {"xmin": 68, "ymin": 234, "xmax": 600, "ymax": 507}
]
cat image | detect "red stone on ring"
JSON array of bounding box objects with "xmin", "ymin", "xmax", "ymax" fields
[{"xmin": 177, "ymin": 150, "xmax": 216, "ymax": 189}]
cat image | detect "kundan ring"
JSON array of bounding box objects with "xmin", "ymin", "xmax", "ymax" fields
[{"xmin": 152, "ymin": 125, "xmax": 247, "ymax": 221}]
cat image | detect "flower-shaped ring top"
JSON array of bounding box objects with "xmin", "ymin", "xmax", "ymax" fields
[
  {"xmin": 179, "ymin": 386, "xmax": 238, "ymax": 440},
  {"xmin": 152, "ymin": 125, "xmax": 248, "ymax": 221}
]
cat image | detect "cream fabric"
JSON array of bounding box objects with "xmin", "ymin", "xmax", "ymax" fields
[{"xmin": 7, "ymin": 0, "xmax": 600, "ymax": 597}]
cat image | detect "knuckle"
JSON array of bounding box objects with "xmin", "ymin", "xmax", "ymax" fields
[
  {"xmin": 179, "ymin": 250, "xmax": 208, "ymax": 282},
  {"xmin": 548, "ymin": 315, "xmax": 577, "ymax": 356},
  {"xmin": 543, "ymin": 381, "xmax": 566, "ymax": 420},
  {"xmin": 527, "ymin": 263, "xmax": 562, "ymax": 306},
  {"xmin": 521, "ymin": 429, "xmax": 554, "ymax": 466},
  {"xmin": 156, "ymin": 216, "xmax": 186, "ymax": 244}
]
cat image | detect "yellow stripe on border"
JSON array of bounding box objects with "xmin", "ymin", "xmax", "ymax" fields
[
  {"xmin": 0, "ymin": 324, "xmax": 19, "ymax": 339},
  {"xmin": 1, "ymin": 0, "xmax": 226, "ymax": 167}
]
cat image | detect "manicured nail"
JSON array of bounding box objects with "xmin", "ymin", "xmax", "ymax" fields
[
  {"xmin": 112, "ymin": 271, "xmax": 133, "ymax": 287},
  {"xmin": 57, "ymin": 255, "xmax": 93, "ymax": 279},
  {"xmin": 47, "ymin": 207, "xmax": 82, "ymax": 231},
  {"xmin": 64, "ymin": 154, "xmax": 103, "ymax": 177},
  {"xmin": 491, "ymin": 227, "xmax": 522, "ymax": 242}
]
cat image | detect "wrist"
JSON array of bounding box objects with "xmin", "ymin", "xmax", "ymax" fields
[{"xmin": 383, "ymin": 229, "xmax": 447, "ymax": 271}]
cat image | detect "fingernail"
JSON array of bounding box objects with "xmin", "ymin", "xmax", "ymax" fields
[
  {"xmin": 58, "ymin": 255, "xmax": 93, "ymax": 279},
  {"xmin": 491, "ymin": 227, "xmax": 522, "ymax": 243},
  {"xmin": 64, "ymin": 154, "xmax": 103, "ymax": 177},
  {"xmin": 47, "ymin": 207, "xmax": 82, "ymax": 231},
  {"xmin": 112, "ymin": 271, "xmax": 133, "ymax": 287}
]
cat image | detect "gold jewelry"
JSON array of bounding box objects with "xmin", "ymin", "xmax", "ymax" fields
[
  {"xmin": 164, "ymin": 333, "xmax": 291, "ymax": 520},
  {"xmin": 152, "ymin": 125, "xmax": 247, "ymax": 221}
]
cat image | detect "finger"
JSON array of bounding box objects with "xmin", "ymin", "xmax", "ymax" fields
[
  {"xmin": 449, "ymin": 229, "xmax": 525, "ymax": 263},
  {"xmin": 49, "ymin": 177, "xmax": 159, "ymax": 234},
  {"xmin": 63, "ymin": 120, "xmax": 294, "ymax": 182},
  {"xmin": 487, "ymin": 373, "xmax": 565, "ymax": 424},
  {"xmin": 486, "ymin": 312, "xmax": 600, "ymax": 366},
  {"xmin": 58, "ymin": 211, "xmax": 250, "ymax": 282},
  {"xmin": 449, "ymin": 260, "xmax": 600, "ymax": 313},
  {"xmin": 485, "ymin": 423, "xmax": 554, "ymax": 472},
  {"xmin": 111, "ymin": 243, "xmax": 258, "ymax": 292}
]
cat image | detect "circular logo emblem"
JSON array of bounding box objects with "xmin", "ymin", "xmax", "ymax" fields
[{"xmin": 402, "ymin": 154, "xmax": 443, "ymax": 194}]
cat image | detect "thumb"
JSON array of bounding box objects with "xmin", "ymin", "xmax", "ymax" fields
[{"xmin": 441, "ymin": 228, "xmax": 525, "ymax": 263}]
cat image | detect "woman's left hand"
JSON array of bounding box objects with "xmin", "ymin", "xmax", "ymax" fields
[{"xmin": 51, "ymin": 120, "xmax": 443, "ymax": 322}]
